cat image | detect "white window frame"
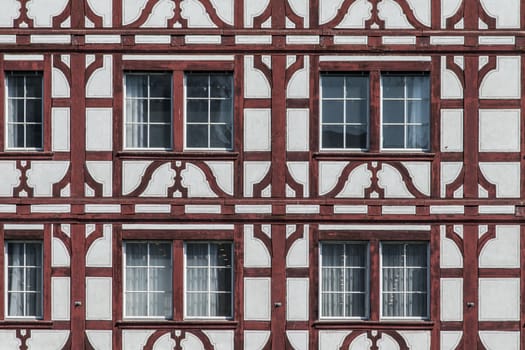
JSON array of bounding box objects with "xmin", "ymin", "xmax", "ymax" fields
[
  {"xmin": 379, "ymin": 242, "xmax": 430, "ymax": 320},
  {"xmin": 5, "ymin": 72, "xmax": 43, "ymax": 151},
  {"xmin": 319, "ymin": 73, "xmax": 370, "ymax": 151},
  {"xmin": 183, "ymin": 241, "xmax": 234, "ymax": 319},
  {"xmin": 5, "ymin": 241, "xmax": 43, "ymax": 319},
  {"xmin": 122, "ymin": 241, "xmax": 173, "ymax": 319},
  {"xmin": 380, "ymin": 73, "xmax": 430, "ymax": 151},
  {"xmin": 123, "ymin": 72, "xmax": 173, "ymax": 150},
  {"xmin": 183, "ymin": 72, "xmax": 234, "ymax": 151},
  {"xmin": 319, "ymin": 241, "xmax": 370, "ymax": 320}
]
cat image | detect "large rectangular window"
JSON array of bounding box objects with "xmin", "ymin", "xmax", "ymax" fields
[
  {"xmin": 6, "ymin": 72, "xmax": 43, "ymax": 149},
  {"xmin": 6, "ymin": 241, "xmax": 43, "ymax": 318},
  {"xmin": 124, "ymin": 73, "xmax": 172, "ymax": 149}
]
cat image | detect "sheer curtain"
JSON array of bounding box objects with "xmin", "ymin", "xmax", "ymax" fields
[{"xmin": 125, "ymin": 75, "xmax": 147, "ymax": 148}]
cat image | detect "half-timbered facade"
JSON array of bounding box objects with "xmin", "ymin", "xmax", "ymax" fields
[{"xmin": 0, "ymin": 0, "xmax": 522, "ymax": 349}]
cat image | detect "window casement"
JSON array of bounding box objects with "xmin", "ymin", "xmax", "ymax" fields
[
  {"xmin": 319, "ymin": 239, "xmax": 429, "ymax": 321},
  {"xmin": 5, "ymin": 72, "xmax": 43, "ymax": 150},
  {"xmin": 319, "ymin": 64, "xmax": 432, "ymax": 153},
  {"xmin": 5, "ymin": 241, "xmax": 43, "ymax": 318}
]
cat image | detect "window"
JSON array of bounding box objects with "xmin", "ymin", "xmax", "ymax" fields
[
  {"xmin": 185, "ymin": 73, "xmax": 233, "ymax": 150},
  {"xmin": 319, "ymin": 240, "xmax": 428, "ymax": 320},
  {"xmin": 124, "ymin": 72, "xmax": 172, "ymax": 149},
  {"xmin": 6, "ymin": 72, "xmax": 43, "ymax": 150},
  {"xmin": 185, "ymin": 242, "xmax": 233, "ymax": 318},
  {"xmin": 5, "ymin": 241, "xmax": 43, "ymax": 318},
  {"xmin": 320, "ymin": 71, "xmax": 430, "ymax": 152},
  {"xmin": 124, "ymin": 241, "xmax": 172, "ymax": 318},
  {"xmin": 381, "ymin": 242, "xmax": 428, "ymax": 318},
  {"xmin": 320, "ymin": 242, "xmax": 368, "ymax": 318}
]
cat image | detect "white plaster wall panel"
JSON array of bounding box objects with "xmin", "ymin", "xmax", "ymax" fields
[
  {"xmin": 431, "ymin": 36, "xmax": 464, "ymax": 45},
  {"xmin": 244, "ymin": 225, "xmax": 271, "ymax": 267},
  {"xmin": 86, "ymin": 108, "xmax": 113, "ymax": 151},
  {"xmin": 336, "ymin": 164, "xmax": 372, "ymax": 197},
  {"xmin": 440, "ymin": 227, "xmax": 463, "ymax": 268},
  {"xmin": 377, "ymin": 0, "xmax": 414, "ymax": 29},
  {"xmin": 0, "ymin": 161, "xmax": 20, "ymax": 196},
  {"xmin": 382, "ymin": 36, "xmax": 417, "ymax": 45},
  {"xmin": 135, "ymin": 35, "xmax": 171, "ymax": 44},
  {"xmin": 244, "ymin": 331, "xmax": 270, "ymax": 350},
  {"xmin": 479, "ymin": 162, "xmax": 520, "ymax": 198},
  {"xmin": 480, "ymin": 0, "xmax": 520, "ymax": 28},
  {"xmin": 185, "ymin": 205, "xmax": 221, "ymax": 214},
  {"xmin": 318, "ymin": 331, "xmax": 351, "ymax": 350},
  {"xmin": 244, "ymin": 109, "xmax": 271, "ymax": 151},
  {"xmin": 26, "ymin": 0, "xmax": 69, "ymax": 27},
  {"xmin": 181, "ymin": 163, "xmax": 218, "ymax": 197},
  {"xmin": 86, "ymin": 331, "xmax": 112, "ymax": 350},
  {"xmin": 440, "ymin": 279, "xmax": 463, "ymax": 321},
  {"xmin": 480, "ymin": 57, "xmax": 520, "ymax": 98},
  {"xmin": 440, "ymin": 332, "xmax": 462, "ymax": 350},
  {"xmin": 0, "ymin": 205, "xmax": 16, "ymax": 213},
  {"xmin": 244, "ymin": 0, "xmax": 270, "ymax": 27},
  {"xmin": 30, "ymin": 34, "xmax": 71, "ymax": 43},
  {"xmin": 52, "ymin": 237, "xmax": 70, "ymax": 267},
  {"xmin": 152, "ymin": 333, "xmax": 177, "ymax": 349},
  {"xmin": 287, "ymin": 331, "xmax": 308, "ymax": 350},
  {"xmin": 440, "ymin": 162, "xmax": 463, "ymax": 198},
  {"xmin": 335, "ymin": 0, "xmax": 373, "ymax": 28},
  {"xmin": 52, "ymin": 108, "xmax": 70, "ymax": 152},
  {"xmin": 86, "ymin": 55, "xmax": 113, "ymax": 98},
  {"xmin": 52, "ymin": 59, "xmax": 70, "ymax": 98},
  {"xmin": 287, "ymin": 278, "xmax": 309, "ymax": 321},
  {"xmin": 441, "ymin": 0, "xmax": 462, "ymax": 27},
  {"xmin": 85, "ymin": 161, "xmax": 113, "ymax": 197},
  {"xmin": 479, "ymin": 278, "xmax": 519, "ymax": 321},
  {"xmin": 122, "ymin": 330, "xmax": 155, "ymax": 350},
  {"xmin": 203, "ymin": 331, "xmax": 234, "ymax": 350},
  {"xmin": 27, "ymin": 331, "xmax": 70, "ymax": 350},
  {"xmin": 123, "ymin": 0, "xmax": 149, "ymax": 25},
  {"xmin": 319, "ymin": 0, "xmax": 346, "ymax": 25},
  {"xmin": 205, "ymin": 161, "xmax": 234, "ymax": 196},
  {"xmin": 181, "ymin": 0, "xmax": 218, "ymax": 28},
  {"xmin": 286, "ymin": 224, "xmax": 308, "ymax": 267},
  {"xmin": 440, "ymin": 57, "xmax": 463, "ymax": 99},
  {"xmin": 287, "ymin": 0, "xmax": 309, "ymax": 28},
  {"xmin": 208, "ymin": 0, "xmax": 234, "ymax": 25},
  {"xmin": 27, "ymin": 161, "xmax": 70, "ymax": 197},
  {"xmin": 141, "ymin": 162, "xmax": 176, "ymax": 197},
  {"xmin": 479, "ymin": 36, "xmax": 515, "ymax": 45},
  {"xmin": 52, "ymin": 277, "xmax": 70, "ymax": 320},
  {"xmin": 122, "ymin": 161, "xmax": 153, "ymax": 195},
  {"xmin": 286, "ymin": 109, "xmax": 309, "ymax": 151},
  {"xmin": 244, "ymin": 278, "xmax": 271, "ymax": 320},
  {"xmin": 0, "ymin": 331, "xmax": 20, "ymax": 349},
  {"xmin": 479, "ymin": 109, "xmax": 520, "ymax": 152},
  {"xmin": 86, "ymin": 224, "xmax": 112, "ymax": 267},
  {"xmin": 141, "ymin": 0, "xmax": 176, "ymax": 27},
  {"xmin": 0, "ymin": 1, "xmax": 19, "ymax": 27},
  {"xmin": 287, "ymin": 56, "xmax": 309, "ymax": 98},
  {"xmin": 244, "ymin": 56, "xmax": 271, "ymax": 98},
  {"xmin": 479, "ymin": 225, "xmax": 520, "ymax": 268},
  {"xmin": 479, "ymin": 332, "xmax": 519, "ymax": 350},
  {"xmin": 86, "ymin": 277, "xmax": 112, "ymax": 320},
  {"xmin": 86, "ymin": 0, "xmax": 112, "ymax": 27},
  {"xmin": 244, "ymin": 162, "xmax": 271, "ymax": 197},
  {"xmin": 85, "ymin": 35, "xmax": 121, "ymax": 44},
  {"xmin": 441, "ymin": 109, "xmax": 463, "ymax": 152},
  {"xmin": 377, "ymin": 164, "xmax": 415, "ymax": 198},
  {"xmin": 185, "ymin": 35, "xmax": 221, "ymax": 44},
  {"xmin": 401, "ymin": 162, "xmax": 431, "ymax": 196},
  {"xmin": 287, "ymin": 162, "xmax": 309, "ymax": 198},
  {"xmin": 404, "ymin": 0, "xmax": 431, "ymax": 26},
  {"xmin": 319, "ymin": 162, "xmax": 349, "ymax": 195}
]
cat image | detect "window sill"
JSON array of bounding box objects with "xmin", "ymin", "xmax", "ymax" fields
[
  {"xmin": 0, "ymin": 151, "xmax": 54, "ymax": 160},
  {"xmin": 313, "ymin": 152, "xmax": 435, "ymax": 161},
  {"xmin": 313, "ymin": 320, "xmax": 434, "ymax": 330},
  {"xmin": 0, "ymin": 320, "xmax": 53, "ymax": 328},
  {"xmin": 117, "ymin": 151, "xmax": 239, "ymax": 161},
  {"xmin": 116, "ymin": 320, "xmax": 238, "ymax": 329}
]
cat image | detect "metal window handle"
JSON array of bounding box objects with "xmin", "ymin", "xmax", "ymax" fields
[
  {"xmin": 466, "ymin": 302, "xmax": 475, "ymax": 308},
  {"xmin": 74, "ymin": 301, "xmax": 82, "ymax": 307},
  {"xmin": 274, "ymin": 302, "xmax": 282, "ymax": 307}
]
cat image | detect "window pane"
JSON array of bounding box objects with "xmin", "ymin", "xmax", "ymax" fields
[
  {"xmin": 187, "ymin": 100, "xmax": 208, "ymax": 123},
  {"xmin": 210, "ymin": 124, "xmax": 232, "ymax": 149},
  {"xmin": 406, "ymin": 293, "xmax": 427, "ymax": 317},
  {"xmin": 149, "ymin": 267, "xmax": 172, "ymax": 292},
  {"xmin": 125, "ymin": 99, "xmax": 147, "ymax": 123},
  {"xmin": 125, "ymin": 75, "xmax": 148, "ymax": 98},
  {"xmin": 382, "ymin": 125, "xmax": 404, "ymax": 149},
  {"xmin": 187, "ymin": 268, "xmax": 208, "ymax": 291},
  {"xmin": 125, "ymin": 292, "xmax": 147, "ymax": 316},
  {"xmin": 8, "ymin": 99, "xmax": 24, "ymax": 122},
  {"xmin": 322, "ymin": 125, "xmax": 344, "ymax": 148},
  {"xmin": 149, "ymin": 292, "xmax": 172, "ymax": 318},
  {"xmin": 186, "ymin": 244, "xmax": 208, "ymax": 266},
  {"xmin": 322, "ymin": 293, "xmax": 343, "ymax": 317},
  {"xmin": 8, "ymin": 268, "xmax": 24, "ymax": 291},
  {"xmin": 346, "ymin": 244, "xmax": 366, "ymax": 266},
  {"xmin": 125, "ymin": 124, "xmax": 147, "ymax": 148},
  {"xmin": 345, "ymin": 293, "xmax": 365, "ymax": 317},
  {"xmin": 382, "ymin": 76, "xmax": 404, "ymax": 98},
  {"xmin": 25, "ymin": 124, "xmax": 42, "ymax": 148},
  {"xmin": 345, "ymin": 268, "xmax": 365, "ymax": 292},
  {"xmin": 7, "ymin": 293, "xmax": 24, "ymax": 316},
  {"xmin": 126, "ymin": 267, "xmax": 147, "ymax": 291},
  {"xmin": 186, "ymin": 124, "xmax": 208, "ymax": 148},
  {"xmin": 149, "ymin": 124, "xmax": 171, "ymax": 148},
  {"xmin": 321, "ymin": 268, "xmax": 343, "ymax": 292},
  {"xmin": 186, "ymin": 75, "xmax": 209, "ymax": 98},
  {"xmin": 187, "ymin": 292, "xmax": 207, "ymax": 316},
  {"xmin": 210, "ymin": 74, "xmax": 232, "ymax": 98},
  {"xmin": 407, "ymin": 100, "xmax": 429, "ymax": 124},
  {"xmin": 7, "ymin": 76, "xmax": 24, "ymax": 97},
  {"xmin": 149, "ymin": 74, "xmax": 171, "ymax": 98},
  {"xmin": 210, "ymin": 243, "xmax": 232, "ymax": 267},
  {"xmin": 382, "ymin": 244, "xmax": 403, "ymax": 266},
  {"xmin": 406, "ymin": 76, "xmax": 429, "ymax": 98},
  {"xmin": 25, "ymin": 76, "xmax": 42, "ymax": 97},
  {"xmin": 382, "ymin": 100, "xmax": 404, "ymax": 123},
  {"xmin": 8, "ymin": 124, "xmax": 24, "ymax": 148},
  {"xmin": 382, "ymin": 292, "xmax": 403, "ymax": 317},
  {"xmin": 25, "ymin": 243, "xmax": 42, "ymax": 266},
  {"xmin": 346, "ymin": 76, "xmax": 368, "ymax": 99},
  {"xmin": 321, "ymin": 244, "xmax": 344, "ymax": 266},
  {"xmin": 149, "ymin": 243, "xmax": 171, "ymax": 266},
  {"xmin": 210, "ymin": 268, "xmax": 232, "ymax": 292},
  {"xmin": 406, "ymin": 244, "xmax": 428, "ymax": 266},
  {"xmin": 382, "ymin": 268, "xmax": 404, "ymax": 292},
  {"xmin": 150, "ymin": 100, "xmax": 171, "ymax": 123},
  {"xmin": 322, "ymin": 76, "xmax": 344, "ymax": 98},
  {"xmin": 25, "ymin": 268, "xmax": 40, "ymax": 291},
  {"xmin": 407, "ymin": 268, "xmax": 427, "ymax": 291},
  {"xmin": 346, "ymin": 100, "xmax": 367, "ymax": 124},
  {"xmin": 26, "ymin": 293, "xmax": 40, "ymax": 317},
  {"xmin": 345, "ymin": 125, "xmax": 367, "ymax": 149},
  {"xmin": 7, "ymin": 243, "xmax": 24, "ymax": 266},
  {"xmin": 126, "ymin": 243, "xmax": 147, "ymax": 266},
  {"xmin": 210, "ymin": 100, "xmax": 232, "ymax": 123},
  {"xmin": 210, "ymin": 293, "xmax": 231, "ymax": 316},
  {"xmin": 406, "ymin": 125, "xmax": 429, "ymax": 149},
  {"xmin": 322, "ymin": 100, "xmax": 344, "ymax": 123}
]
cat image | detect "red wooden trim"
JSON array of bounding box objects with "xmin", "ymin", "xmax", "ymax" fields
[
  {"xmin": 70, "ymin": 224, "xmax": 86, "ymax": 349},
  {"xmin": 122, "ymin": 230, "xmax": 234, "ymax": 240},
  {"xmin": 462, "ymin": 225, "xmax": 478, "ymax": 350},
  {"xmin": 85, "ymin": 320, "xmax": 112, "ymax": 329},
  {"xmin": 172, "ymin": 70, "xmax": 184, "ymax": 152},
  {"xmin": 173, "ymin": 240, "xmax": 183, "ymax": 321},
  {"xmin": 116, "ymin": 151, "xmax": 239, "ymax": 160},
  {"xmin": 319, "ymin": 61, "xmax": 431, "ymax": 71},
  {"xmin": 116, "ymin": 320, "xmax": 239, "ymax": 329},
  {"xmin": 478, "ymin": 268, "xmax": 520, "ymax": 278},
  {"xmin": 0, "ymin": 227, "xmax": 4, "ymax": 320},
  {"xmin": 233, "ymin": 225, "xmax": 244, "ymax": 349},
  {"xmin": 244, "ymin": 99, "xmax": 271, "ymax": 108},
  {"xmin": 4, "ymin": 61, "xmax": 44, "ymax": 70},
  {"xmin": 233, "ymin": 55, "xmax": 244, "ymax": 197},
  {"xmin": 122, "ymin": 61, "xmax": 234, "ymax": 71},
  {"xmin": 369, "ymin": 70, "xmax": 381, "ymax": 152},
  {"xmin": 478, "ymin": 321, "xmax": 520, "ymax": 331},
  {"xmin": 243, "ymin": 268, "xmax": 272, "ymax": 277},
  {"xmin": 429, "ymin": 225, "xmax": 440, "ymax": 350},
  {"xmin": 286, "ymin": 268, "xmax": 309, "ymax": 278},
  {"xmin": 369, "ymin": 239, "xmax": 380, "ymax": 321},
  {"xmin": 318, "ymin": 230, "xmax": 430, "ymax": 241},
  {"xmin": 4, "ymin": 230, "xmax": 44, "ymax": 239},
  {"xmin": 0, "ymin": 56, "xmax": 4, "ymax": 152},
  {"xmin": 85, "ymin": 267, "xmax": 112, "ymax": 277},
  {"xmin": 313, "ymin": 320, "xmax": 434, "ymax": 330},
  {"xmin": 43, "ymin": 225, "xmax": 52, "ymax": 321}
]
